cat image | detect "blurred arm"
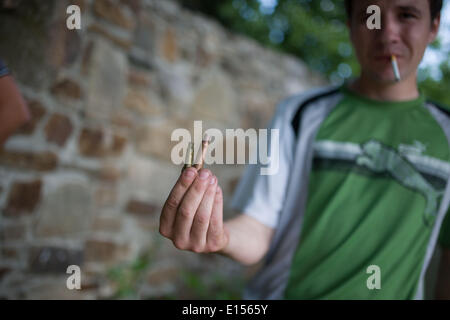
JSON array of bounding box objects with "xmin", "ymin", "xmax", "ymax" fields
[
  {"xmin": 0, "ymin": 75, "xmax": 30, "ymax": 146},
  {"xmin": 219, "ymin": 214, "xmax": 274, "ymax": 266}
]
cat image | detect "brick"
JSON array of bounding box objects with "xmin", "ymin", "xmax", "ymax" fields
[
  {"xmin": 84, "ymin": 239, "xmax": 128, "ymax": 264},
  {"xmin": 0, "ymin": 267, "xmax": 12, "ymax": 282},
  {"xmin": 119, "ymin": 0, "xmax": 141, "ymax": 14},
  {"xmin": 72, "ymin": 0, "xmax": 86, "ymax": 12},
  {"xmin": 44, "ymin": 113, "xmax": 73, "ymax": 147},
  {"xmin": 78, "ymin": 128, "xmax": 127, "ymax": 158},
  {"xmin": 161, "ymin": 27, "xmax": 178, "ymax": 62},
  {"xmin": 0, "ymin": 150, "xmax": 58, "ymax": 171},
  {"xmin": 111, "ymin": 110, "xmax": 133, "ymax": 129},
  {"xmin": 91, "ymin": 216, "xmax": 122, "ymax": 232},
  {"xmin": 16, "ymin": 99, "xmax": 46, "ymax": 135},
  {"xmin": 29, "ymin": 246, "xmax": 83, "ymax": 274},
  {"xmin": 111, "ymin": 135, "xmax": 127, "ymax": 156},
  {"xmin": 88, "ymin": 24, "xmax": 132, "ymax": 50},
  {"xmin": 4, "ymin": 180, "xmax": 42, "ymax": 217},
  {"xmin": 93, "ymin": 0, "xmax": 136, "ymax": 30},
  {"xmin": 78, "ymin": 128, "xmax": 103, "ymax": 157},
  {"xmin": 123, "ymin": 89, "xmax": 163, "ymax": 116},
  {"xmin": 0, "ymin": 224, "xmax": 26, "ymax": 242},
  {"xmin": 135, "ymin": 123, "xmax": 182, "ymax": 162},
  {"xmin": 125, "ymin": 199, "xmax": 157, "ymax": 216},
  {"xmin": 51, "ymin": 78, "xmax": 82, "ymax": 100},
  {"xmin": 99, "ymin": 165, "xmax": 121, "ymax": 182},
  {"xmin": 34, "ymin": 180, "xmax": 92, "ymax": 239},
  {"xmin": 81, "ymin": 41, "xmax": 94, "ymax": 76},
  {"xmin": 1, "ymin": 247, "xmax": 20, "ymax": 260},
  {"xmin": 128, "ymin": 70, "xmax": 151, "ymax": 87},
  {"xmin": 85, "ymin": 40, "xmax": 127, "ymax": 121},
  {"xmin": 94, "ymin": 185, "xmax": 117, "ymax": 207}
]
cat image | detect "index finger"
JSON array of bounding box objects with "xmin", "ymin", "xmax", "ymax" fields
[{"xmin": 159, "ymin": 167, "xmax": 198, "ymax": 238}]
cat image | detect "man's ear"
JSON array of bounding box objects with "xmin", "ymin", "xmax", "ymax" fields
[{"xmin": 429, "ymin": 14, "xmax": 441, "ymax": 44}]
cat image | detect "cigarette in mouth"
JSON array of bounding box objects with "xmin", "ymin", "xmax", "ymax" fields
[
  {"xmin": 391, "ymin": 55, "xmax": 401, "ymax": 82},
  {"xmin": 182, "ymin": 142, "xmax": 194, "ymax": 172},
  {"xmin": 194, "ymin": 133, "xmax": 210, "ymax": 171}
]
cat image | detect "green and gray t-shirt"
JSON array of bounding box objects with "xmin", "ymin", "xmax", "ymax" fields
[{"xmin": 231, "ymin": 84, "xmax": 450, "ymax": 300}]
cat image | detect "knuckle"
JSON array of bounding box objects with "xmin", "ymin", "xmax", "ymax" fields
[
  {"xmin": 209, "ymin": 214, "xmax": 221, "ymax": 226},
  {"xmin": 193, "ymin": 180, "xmax": 206, "ymax": 193},
  {"xmin": 209, "ymin": 227, "xmax": 222, "ymax": 241},
  {"xmin": 178, "ymin": 206, "xmax": 193, "ymax": 219},
  {"xmin": 173, "ymin": 239, "xmax": 187, "ymax": 250},
  {"xmin": 195, "ymin": 213, "xmax": 210, "ymax": 225},
  {"xmin": 191, "ymin": 244, "xmax": 205, "ymax": 253},
  {"xmin": 214, "ymin": 190, "xmax": 222, "ymax": 203},
  {"xmin": 205, "ymin": 185, "xmax": 217, "ymax": 196},
  {"xmin": 180, "ymin": 176, "xmax": 194, "ymax": 188},
  {"xmin": 206, "ymin": 240, "xmax": 221, "ymax": 253},
  {"xmin": 165, "ymin": 197, "xmax": 179, "ymax": 211},
  {"xmin": 159, "ymin": 225, "xmax": 170, "ymax": 238}
]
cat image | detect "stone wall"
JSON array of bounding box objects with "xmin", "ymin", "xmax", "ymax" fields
[{"xmin": 0, "ymin": 0, "xmax": 324, "ymax": 299}]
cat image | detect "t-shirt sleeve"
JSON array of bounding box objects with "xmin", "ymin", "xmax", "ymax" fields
[
  {"xmin": 438, "ymin": 209, "xmax": 450, "ymax": 249},
  {"xmin": 0, "ymin": 59, "xmax": 10, "ymax": 77},
  {"xmin": 229, "ymin": 97, "xmax": 297, "ymax": 229}
]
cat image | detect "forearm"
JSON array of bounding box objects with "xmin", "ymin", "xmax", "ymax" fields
[
  {"xmin": 218, "ymin": 214, "xmax": 274, "ymax": 266},
  {"xmin": 0, "ymin": 75, "xmax": 30, "ymax": 146}
]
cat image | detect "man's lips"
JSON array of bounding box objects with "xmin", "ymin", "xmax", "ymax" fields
[{"xmin": 373, "ymin": 55, "xmax": 402, "ymax": 62}]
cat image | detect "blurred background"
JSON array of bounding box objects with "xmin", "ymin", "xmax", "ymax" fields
[{"xmin": 0, "ymin": 0, "xmax": 447, "ymax": 299}]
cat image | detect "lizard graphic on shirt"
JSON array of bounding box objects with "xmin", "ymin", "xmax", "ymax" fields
[{"xmin": 356, "ymin": 139, "xmax": 444, "ymax": 226}]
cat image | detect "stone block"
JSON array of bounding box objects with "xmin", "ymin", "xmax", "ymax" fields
[
  {"xmin": 4, "ymin": 180, "xmax": 42, "ymax": 217},
  {"xmin": 34, "ymin": 180, "xmax": 92, "ymax": 239},
  {"xmin": 16, "ymin": 99, "xmax": 46, "ymax": 135},
  {"xmin": 50, "ymin": 78, "xmax": 82, "ymax": 100},
  {"xmin": 125, "ymin": 199, "xmax": 158, "ymax": 216},
  {"xmin": 84, "ymin": 239, "xmax": 129, "ymax": 264},
  {"xmin": 78, "ymin": 128, "xmax": 127, "ymax": 158},
  {"xmin": 123, "ymin": 88, "xmax": 164, "ymax": 116},
  {"xmin": 88, "ymin": 24, "xmax": 132, "ymax": 50},
  {"xmin": 0, "ymin": 223, "xmax": 26, "ymax": 242},
  {"xmin": 0, "ymin": 150, "xmax": 58, "ymax": 172},
  {"xmin": 93, "ymin": 0, "xmax": 136, "ymax": 30},
  {"xmin": 44, "ymin": 113, "xmax": 73, "ymax": 147},
  {"xmin": 85, "ymin": 40, "xmax": 128, "ymax": 121},
  {"xmin": 29, "ymin": 246, "xmax": 83, "ymax": 274}
]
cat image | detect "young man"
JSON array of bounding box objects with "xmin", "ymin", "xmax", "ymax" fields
[
  {"xmin": 0, "ymin": 58, "xmax": 30, "ymax": 146},
  {"xmin": 160, "ymin": 0, "xmax": 450, "ymax": 299}
]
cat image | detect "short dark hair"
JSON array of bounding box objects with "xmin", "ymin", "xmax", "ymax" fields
[{"xmin": 344, "ymin": 0, "xmax": 443, "ymax": 21}]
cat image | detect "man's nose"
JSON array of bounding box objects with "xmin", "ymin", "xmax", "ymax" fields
[{"xmin": 378, "ymin": 12, "xmax": 401, "ymax": 46}]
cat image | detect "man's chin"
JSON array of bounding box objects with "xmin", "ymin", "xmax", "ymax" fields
[{"xmin": 366, "ymin": 71, "xmax": 400, "ymax": 85}]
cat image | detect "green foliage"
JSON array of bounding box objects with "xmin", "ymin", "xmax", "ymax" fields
[
  {"xmin": 107, "ymin": 252, "xmax": 152, "ymax": 299},
  {"xmin": 419, "ymin": 61, "xmax": 450, "ymax": 107},
  {"xmin": 180, "ymin": 270, "xmax": 244, "ymax": 300}
]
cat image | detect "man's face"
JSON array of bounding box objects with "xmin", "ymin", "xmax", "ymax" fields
[{"xmin": 348, "ymin": 0, "xmax": 440, "ymax": 84}]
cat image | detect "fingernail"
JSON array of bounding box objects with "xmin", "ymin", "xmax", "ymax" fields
[
  {"xmin": 199, "ymin": 170, "xmax": 210, "ymax": 180},
  {"xmin": 209, "ymin": 176, "xmax": 216, "ymax": 185},
  {"xmin": 184, "ymin": 169, "xmax": 195, "ymax": 178}
]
